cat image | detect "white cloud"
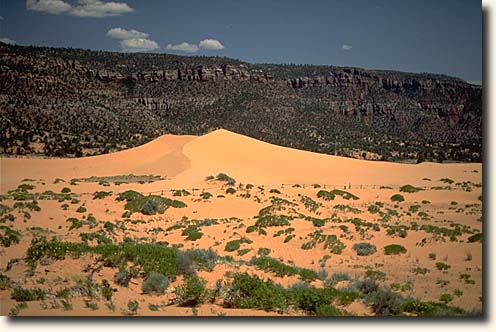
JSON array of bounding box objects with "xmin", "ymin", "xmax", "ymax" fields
[
  {"xmin": 107, "ymin": 27, "xmax": 149, "ymax": 40},
  {"xmin": 342, "ymin": 44, "xmax": 353, "ymax": 50},
  {"xmin": 26, "ymin": 0, "xmax": 71, "ymax": 15},
  {"xmin": 165, "ymin": 42, "xmax": 199, "ymax": 53},
  {"xmin": 199, "ymin": 38, "xmax": 224, "ymax": 50},
  {"xmin": 70, "ymin": 0, "xmax": 134, "ymax": 17},
  {"xmin": 120, "ymin": 38, "xmax": 159, "ymax": 53},
  {"xmin": 27, "ymin": 0, "xmax": 134, "ymax": 18},
  {"xmin": 0, "ymin": 37, "xmax": 16, "ymax": 45}
]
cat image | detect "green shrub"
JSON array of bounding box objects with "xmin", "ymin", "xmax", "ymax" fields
[
  {"xmin": 142, "ymin": 272, "xmax": 169, "ymax": 294},
  {"xmin": 400, "ymin": 185, "xmax": 424, "ymax": 193},
  {"xmin": 384, "ymin": 244, "xmax": 407, "ymax": 255},
  {"xmin": 439, "ymin": 293, "xmax": 453, "ymax": 304},
  {"xmin": 225, "ymin": 240, "xmax": 240, "ymax": 252},
  {"xmin": 93, "ymin": 191, "xmax": 112, "ymax": 200},
  {"xmin": 216, "ymin": 173, "xmax": 236, "ymax": 185},
  {"xmin": 174, "ymin": 275, "xmax": 208, "ymax": 307},
  {"xmin": 114, "ymin": 271, "xmax": 132, "ymax": 287},
  {"xmin": 0, "ymin": 226, "xmax": 21, "ymax": 247},
  {"xmin": 61, "ymin": 187, "xmax": 71, "ymax": 193},
  {"xmin": 365, "ymin": 270, "xmax": 386, "ymax": 281},
  {"xmin": 315, "ymin": 304, "xmax": 341, "ymax": 316},
  {"xmin": 269, "ymin": 189, "xmax": 281, "ymax": 194},
  {"xmin": 316, "ymin": 190, "xmax": 335, "ymax": 201},
  {"xmin": 353, "ymin": 279, "xmax": 379, "ymax": 294},
  {"xmin": 390, "ymin": 194, "xmax": 405, "ymax": 202},
  {"xmin": 467, "ymin": 233, "xmax": 482, "ymax": 243},
  {"xmin": 365, "ymin": 288, "xmax": 404, "ymax": 316},
  {"xmin": 0, "ymin": 274, "xmax": 13, "ymax": 290},
  {"xmin": 226, "ymin": 187, "xmax": 236, "ymax": 195},
  {"xmin": 401, "ymin": 299, "xmax": 465, "ymax": 316},
  {"xmin": 11, "ymin": 287, "xmax": 46, "ymax": 302},
  {"xmin": 181, "ymin": 225, "xmax": 203, "ymax": 241},
  {"xmin": 141, "ymin": 199, "xmax": 158, "ymax": 215},
  {"xmin": 122, "ymin": 194, "xmax": 186, "ymax": 215},
  {"xmin": 67, "ymin": 217, "xmax": 83, "ymax": 230},
  {"xmin": 352, "ymin": 242, "xmax": 377, "ymax": 256},
  {"xmin": 435, "ymin": 262, "xmax": 451, "ymax": 271},
  {"xmin": 76, "ymin": 205, "xmax": 87, "ymax": 213},
  {"xmin": 200, "ymin": 192, "xmax": 213, "ymax": 199},
  {"xmin": 258, "ymin": 248, "xmax": 271, "ymax": 256}
]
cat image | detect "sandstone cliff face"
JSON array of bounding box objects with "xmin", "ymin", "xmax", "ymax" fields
[
  {"xmin": 0, "ymin": 42, "xmax": 482, "ymax": 161},
  {"xmin": 96, "ymin": 64, "xmax": 274, "ymax": 83}
]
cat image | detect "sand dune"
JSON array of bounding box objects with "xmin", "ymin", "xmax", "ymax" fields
[{"xmin": 0, "ymin": 129, "xmax": 481, "ymax": 193}]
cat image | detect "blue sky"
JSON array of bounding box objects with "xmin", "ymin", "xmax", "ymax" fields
[{"xmin": 0, "ymin": 0, "xmax": 482, "ymax": 82}]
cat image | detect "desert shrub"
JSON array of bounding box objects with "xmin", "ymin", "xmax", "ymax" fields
[
  {"xmin": 222, "ymin": 272, "xmax": 287, "ymax": 312},
  {"xmin": 237, "ymin": 248, "xmax": 251, "ymax": 256},
  {"xmin": 252, "ymin": 256, "xmax": 317, "ymax": 281},
  {"xmin": 124, "ymin": 195, "xmax": 187, "ymax": 215},
  {"xmin": 315, "ymin": 304, "xmax": 341, "ymax": 316},
  {"xmin": 401, "ymin": 299, "xmax": 465, "ymax": 316},
  {"xmin": 365, "ymin": 270, "xmax": 386, "ymax": 281},
  {"xmin": 435, "ymin": 262, "xmax": 451, "ymax": 271},
  {"xmin": 61, "ymin": 187, "xmax": 71, "ymax": 193},
  {"xmin": 467, "ymin": 233, "xmax": 482, "ymax": 243},
  {"xmin": 174, "ymin": 275, "xmax": 208, "ymax": 307},
  {"xmin": 316, "ymin": 190, "xmax": 335, "ymax": 201},
  {"xmin": 93, "ymin": 191, "xmax": 112, "ymax": 200},
  {"xmin": 114, "ymin": 271, "xmax": 132, "ymax": 287},
  {"xmin": 0, "ymin": 274, "xmax": 13, "ymax": 290},
  {"xmin": 225, "ymin": 240, "xmax": 241, "ymax": 252},
  {"xmin": 141, "ymin": 199, "xmax": 158, "ymax": 215},
  {"xmin": 0, "ymin": 226, "xmax": 21, "ymax": 247},
  {"xmin": 352, "ymin": 242, "xmax": 377, "ymax": 256},
  {"xmin": 384, "ymin": 244, "xmax": 407, "ymax": 255},
  {"xmin": 390, "ymin": 194, "xmax": 405, "ymax": 202},
  {"xmin": 181, "ymin": 225, "xmax": 203, "ymax": 241},
  {"xmin": 116, "ymin": 190, "xmax": 143, "ymax": 202},
  {"xmin": 258, "ymin": 248, "xmax": 271, "ymax": 256},
  {"xmin": 142, "ymin": 272, "xmax": 169, "ymax": 294},
  {"xmin": 352, "ymin": 279, "xmax": 379, "ymax": 295},
  {"xmin": 216, "ymin": 173, "xmax": 236, "ymax": 185},
  {"xmin": 127, "ymin": 300, "xmax": 139, "ymax": 315},
  {"xmin": 411, "ymin": 267, "xmax": 430, "ymax": 275},
  {"xmin": 365, "ymin": 288, "xmax": 404, "ymax": 316},
  {"xmin": 175, "ymin": 251, "xmax": 195, "ymax": 276},
  {"xmin": 269, "ymin": 189, "xmax": 281, "ymax": 194},
  {"xmin": 439, "ymin": 293, "xmax": 453, "ymax": 304},
  {"xmin": 122, "ymin": 210, "xmax": 132, "ymax": 218},
  {"xmin": 400, "ymin": 185, "xmax": 424, "ymax": 193},
  {"xmin": 255, "ymin": 214, "xmax": 292, "ymax": 228},
  {"xmin": 200, "ymin": 192, "xmax": 213, "ymax": 199},
  {"xmin": 329, "ymin": 272, "xmax": 351, "ymax": 284},
  {"xmin": 173, "ymin": 189, "xmax": 191, "ymax": 197},
  {"xmin": 11, "ymin": 287, "xmax": 46, "ymax": 302},
  {"xmin": 76, "ymin": 205, "xmax": 87, "ymax": 213},
  {"xmin": 226, "ymin": 187, "xmax": 236, "ymax": 195},
  {"xmin": 409, "ymin": 205, "xmax": 421, "ymax": 213},
  {"xmin": 428, "ymin": 252, "xmax": 437, "ymax": 260},
  {"xmin": 368, "ymin": 204, "xmax": 381, "ymax": 214},
  {"xmin": 440, "ymin": 178, "xmax": 454, "ymax": 184},
  {"xmin": 67, "ymin": 217, "xmax": 83, "ymax": 230}
]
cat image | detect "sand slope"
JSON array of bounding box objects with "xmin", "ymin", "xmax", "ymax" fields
[{"xmin": 1, "ymin": 129, "xmax": 481, "ymax": 193}]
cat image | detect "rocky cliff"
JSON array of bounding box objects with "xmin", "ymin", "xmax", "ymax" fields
[{"xmin": 0, "ymin": 42, "xmax": 482, "ymax": 162}]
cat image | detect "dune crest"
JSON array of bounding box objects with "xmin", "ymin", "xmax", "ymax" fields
[{"xmin": 1, "ymin": 129, "xmax": 481, "ymax": 192}]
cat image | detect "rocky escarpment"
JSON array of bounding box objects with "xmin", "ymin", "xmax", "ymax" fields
[{"xmin": 0, "ymin": 42, "xmax": 482, "ymax": 162}]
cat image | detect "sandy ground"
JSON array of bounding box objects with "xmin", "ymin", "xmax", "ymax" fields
[{"xmin": 0, "ymin": 129, "xmax": 482, "ymax": 316}]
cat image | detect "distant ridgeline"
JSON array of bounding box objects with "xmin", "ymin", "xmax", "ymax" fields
[{"xmin": 0, "ymin": 42, "xmax": 482, "ymax": 162}]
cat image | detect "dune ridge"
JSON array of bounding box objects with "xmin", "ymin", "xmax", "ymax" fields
[{"xmin": 1, "ymin": 129, "xmax": 481, "ymax": 193}]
